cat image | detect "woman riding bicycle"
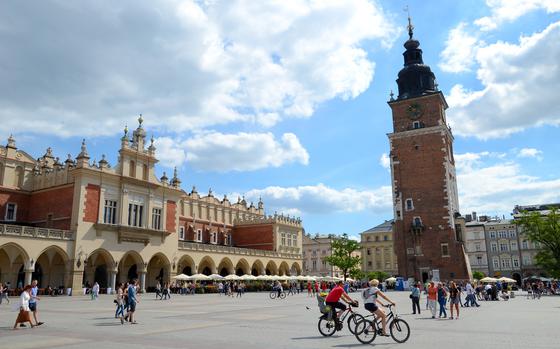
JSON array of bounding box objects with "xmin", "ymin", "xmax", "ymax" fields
[
  {"xmin": 362, "ymin": 279, "xmax": 395, "ymax": 336},
  {"xmin": 325, "ymin": 281, "xmax": 357, "ymax": 328}
]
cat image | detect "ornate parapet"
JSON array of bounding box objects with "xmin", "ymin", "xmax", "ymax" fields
[
  {"xmin": 0, "ymin": 224, "xmax": 74, "ymax": 240},
  {"xmin": 234, "ymin": 213, "xmax": 302, "ymax": 228},
  {"xmin": 178, "ymin": 241, "xmax": 301, "ymax": 260}
]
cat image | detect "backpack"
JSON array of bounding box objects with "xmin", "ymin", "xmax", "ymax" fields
[{"xmin": 361, "ymin": 288, "xmax": 369, "ymax": 301}]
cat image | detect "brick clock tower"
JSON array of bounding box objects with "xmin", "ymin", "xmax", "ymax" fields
[{"xmin": 387, "ymin": 20, "xmax": 471, "ymax": 283}]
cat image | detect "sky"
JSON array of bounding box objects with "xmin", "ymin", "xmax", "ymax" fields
[{"xmin": 1, "ymin": 0, "xmax": 559, "ymax": 239}]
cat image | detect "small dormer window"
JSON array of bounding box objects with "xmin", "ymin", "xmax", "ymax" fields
[{"xmin": 413, "ymin": 121, "xmax": 421, "ymax": 129}]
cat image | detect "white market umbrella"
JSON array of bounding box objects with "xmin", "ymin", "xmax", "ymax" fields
[
  {"xmin": 498, "ymin": 277, "xmax": 516, "ymax": 283},
  {"xmin": 172, "ymin": 274, "xmax": 190, "ymax": 281},
  {"xmin": 269, "ymin": 275, "xmax": 281, "ymax": 281},
  {"xmin": 305, "ymin": 275, "xmax": 317, "ymax": 282},
  {"xmin": 224, "ymin": 274, "xmax": 241, "ymax": 280},
  {"xmin": 385, "ymin": 277, "xmax": 397, "ymax": 283},
  {"xmin": 319, "ymin": 276, "xmax": 337, "ymax": 282},
  {"xmin": 240, "ymin": 274, "xmax": 257, "ymax": 281},
  {"xmin": 190, "ymin": 273, "xmax": 211, "ymax": 281},
  {"xmin": 208, "ymin": 274, "xmax": 224, "ymax": 280},
  {"xmin": 296, "ymin": 275, "xmax": 308, "ymax": 281},
  {"xmin": 480, "ymin": 277, "xmax": 498, "ymax": 283},
  {"xmin": 256, "ymin": 275, "xmax": 272, "ymax": 281}
]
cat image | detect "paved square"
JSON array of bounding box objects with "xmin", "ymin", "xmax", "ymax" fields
[{"xmin": 0, "ymin": 291, "xmax": 557, "ymax": 349}]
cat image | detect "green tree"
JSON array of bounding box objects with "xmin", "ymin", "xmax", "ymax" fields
[
  {"xmin": 324, "ymin": 234, "xmax": 361, "ymax": 281},
  {"xmin": 367, "ymin": 271, "xmax": 389, "ymax": 281},
  {"xmin": 472, "ymin": 271, "xmax": 485, "ymax": 280},
  {"xmin": 516, "ymin": 209, "xmax": 560, "ymax": 278},
  {"xmin": 349, "ymin": 269, "xmax": 365, "ymax": 280}
]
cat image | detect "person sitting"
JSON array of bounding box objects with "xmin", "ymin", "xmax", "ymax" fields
[
  {"xmin": 362, "ymin": 279, "xmax": 395, "ymax": 336},
  {"xmin": 325, "ymin": 281, "xmax": 357, "ymax": 329}
]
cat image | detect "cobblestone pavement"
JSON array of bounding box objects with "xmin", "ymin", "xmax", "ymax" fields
[{"xmin": 0, "ymin": 290, "xmax": 558, "ymax": 348}]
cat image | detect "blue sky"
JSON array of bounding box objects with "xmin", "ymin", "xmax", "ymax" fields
[{"xmin": 1, "ymin": 0, "xmax": 560, "ymax": 238}]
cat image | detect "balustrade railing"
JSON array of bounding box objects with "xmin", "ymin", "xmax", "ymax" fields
[
  {"xmin": 178, "ymin": 241, "xmax": 301, "ymax": 259},
  {"xmin": 0, "ymin": 224, "xmax": 74, "ymax": 240}
]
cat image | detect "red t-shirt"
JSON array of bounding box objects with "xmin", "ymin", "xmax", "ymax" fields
[{"xmin": 325, "ymin": 286, "xmax": 344, "ymax": 303}]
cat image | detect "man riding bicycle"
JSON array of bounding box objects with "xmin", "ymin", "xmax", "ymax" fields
[{"xmin": 325, "ymin": 281, "xmax": 358, "ymax": 328}]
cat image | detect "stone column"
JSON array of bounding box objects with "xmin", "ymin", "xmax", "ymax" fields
[
  {"xmin": 110, "ymin": 270, "xmax": 117, "ymax": 294},
  {"xmin": 139, "ymin": 271, "xmax": 146, "ymax": 293},
  {"xmin": 24, "ymin": 269, "xmax": 34, "ymax": 286}
]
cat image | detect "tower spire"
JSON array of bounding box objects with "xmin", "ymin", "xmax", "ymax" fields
[{"xmin": 405, "ymin": 6, "xmax": 414, "ymax": 40}]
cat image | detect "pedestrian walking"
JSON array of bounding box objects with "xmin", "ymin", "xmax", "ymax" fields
[
  {"xmin": 0, "ymin": 282, "xmax": 9, "ymax": 304},
  {"xmin": 155, "ymin": 282, "xmax": 162, "ymax": 299},
  {"xmin": 427, "ymin": 282, "xmax": 437, "ymax": 318},
  {"xmin": 115, "ymin": 283, "xmax": 125, "ymax": 324},
  {"xmin": 126, "ymin": 279, "xmax": 139, "ymax": 324},
  {"xmin": 237, "ymin": 282, "xmax": 244, "ymax": 297},
  {"xmin": 410, "ymin": 282, "xmax": 421, "ymax": 314},
  {"xmin": 29, "ymin": 280, "xmax": 44, "ymax": 326},
  {"xmin": 449, "ymin": 282, "xmax": 460, "ymax": 319},
  {"xmin": 13, "ymin": 285, "xmax": 34, "ymax": 330},
  {"xmin": 437, "ymin": 283, "xmax": 447, "ymax": 318},
  {"xmin": 91, "ymin": 282, "xmax": 99, "ymax": 300}
]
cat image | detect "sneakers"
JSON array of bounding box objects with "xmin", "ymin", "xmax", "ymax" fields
[{"xmin": 37, "ymin": 322, "xmax": 44, "ymax": 326}]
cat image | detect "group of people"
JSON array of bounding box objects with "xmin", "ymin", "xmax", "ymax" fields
[
  {"xmin": 114, "ymin": 279, "xmax": 140, "ymax": 324},
  {"xmin": 218, "ymin": 281, "xmax": 246, "ymax": 297},
  {"xmin": 12, "ymin": 280, "xmax": 44, "ymax": 330},
  {"xmin": 525, "ymin": 281, "xmax": 558, "ymax": 298},
  {"xmin": 319, "ymin": 279, "xmax": 396, "ymax": 336}
]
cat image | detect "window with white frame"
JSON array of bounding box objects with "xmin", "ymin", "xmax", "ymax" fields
[
  {"xmin": 103, "ymin": 200, "xmax": 117, "ymax": 224},
  {"xmin": 312, "ymin": 260, "xmax": 317, "ymax": 271},
  {"xmin": 475, "ymin": 242, "xmax": 481, "ymax": 251},
  {"xmin": 128, "ymin": 203, "xmax": 143, "ymax": 227},
  {"xmin": 179, "ymin": 226, "xmax": 185, "ymax": 240},
  {"xmin": 493, "ymin": 257, "xmax": 500, "ymax": 269},
  {"xmin": 211, "ymin": 231, "xmax": 217, "ymax": 244},
  {"xmin": 476, "ymin": 255, "xmax": 483, "ymax": 265},
  {"xmin": 281, "ymin": 233, "xmax": 286, "ymax": 246},
  {"xmin": 509, "ymin": 230, "xmax": 516, "ymax": 238},
  {"xmin": 151, "ymin": 208, "xmax": 162, "ymax": 230},
  {"xmin": 523, "ymin": 255, "xmax": 532, "ymax": 266},
  {"xmin": 499, "ymin": 242, "xmax": 508, "ymax": 252},
  {"xmin": 491, "ymin": 242, "xmax": 498, "ymax": 252},
  {"xmin": 522, "ymin": 240, "xmax": 528, "ymax": 249},
  {"xmin": 501, "ymin": 258, "xmax": 511, "ymax": 269},
  {"xmin": 287, "ymin": 234, "xmax": 292, "ymax": 247},
  {"xmin": 510, "ymin": 241, "xmax": 518, "ymax": 251},
  {"xmin": 405, "ymin": 198, "xmax": 414, "ymax": 211},
  {"xmin": 5, "ymin": 203, "xmax": 17, "ymax": 221},
  {"xmin": 292, "ymin": 234, "xmax": 297, "ymax": 247},
  {"xmin": 512, "ymin": 257, "xmax": 520, "ymax": 268},
  {"xmin": 196, "ymin": 229, "xmax": 202, "ymax": 242},
  {"xmin": 490, "ymin": 231, "xmax": 496, "ymax": 239}
]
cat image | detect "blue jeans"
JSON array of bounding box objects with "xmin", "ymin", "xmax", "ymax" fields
[
  {"xmin": 115, "ymin": 304, "xmax": 124, "ymax": 317},
  {"xmin": 438, "ymin": 299, "xmax": 447, "ymax": 317}
]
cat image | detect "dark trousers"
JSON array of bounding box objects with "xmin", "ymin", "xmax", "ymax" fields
[{"xmin": 411, "ymin": 296, "xmax": 420, "ymax": 314}]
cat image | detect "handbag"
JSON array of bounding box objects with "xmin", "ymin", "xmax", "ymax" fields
[{"xmin": 409, "ymin": 294, "xmax": 413, "ymax": 299}]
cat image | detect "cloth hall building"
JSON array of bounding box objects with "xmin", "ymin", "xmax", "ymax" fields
[{"xmin": 0, "ymin": 118, "xmax": 303, "ymax": 293}]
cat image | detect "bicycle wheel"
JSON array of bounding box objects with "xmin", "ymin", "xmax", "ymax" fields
[
  {"xmin": 347, "ymin": 313, "xmax": 365, "ymax": 335},
  {"xmin": 354, "ymin": 319, "xmax": 376, "ymax": 344},
  {"xmin": 279, "ymin": 292, "xmax": 286, "ymax": 299},
  {"xmin": 390, "ymin": 319, "xmax": 410, "ymax": 343},
  {"xmin": 269, "ymin": 292, "xmax": 276, "ymax": 299},
  {"xmin": 318, "ymin": 317, "xmax": 336, "ymax": 337}
]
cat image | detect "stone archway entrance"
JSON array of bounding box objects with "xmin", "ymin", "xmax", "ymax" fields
[
  {"xmin": 147, "ymin": 253, "xmax": 171, "ymax": 289},
  {"xmin": 84, "ymin": 249, "xmax": 114, "ymax": 288},
  {"xmin": 36, "ymin": 246, "xmax": 69, "ymax": 288}
]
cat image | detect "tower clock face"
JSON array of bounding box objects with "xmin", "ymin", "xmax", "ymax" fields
[{"xmin": 407, "ymin": 103, "xmax": 423, "ymax": 119}]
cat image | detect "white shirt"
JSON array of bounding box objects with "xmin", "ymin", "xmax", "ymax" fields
[
  {"xmin": 20, "ymin": 291, "xmax": 30, "ymax": 311},
  {"xmin": 466, "ymin": 283, "xmax": 474, "ymax": 295},
  {"xmin": 364, "ymin": 286, "xmax": 379, "ymax": 304}
]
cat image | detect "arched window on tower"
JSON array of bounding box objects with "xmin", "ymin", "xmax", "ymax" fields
[
  {"xmin": 129, "ymin": 160, "xmax": 136, "ymax": 178},
  {"xmin": 142, "ymin": 164, "xmax": 148, "ymax": 180},
  {"xmin": 14, "ymin": 166, "xmax": 24, "ymax": 188}
]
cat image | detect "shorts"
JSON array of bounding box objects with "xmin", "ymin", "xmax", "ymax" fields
[
  {"xmin": 449, "ymin": 297, "xmax": 460, "ymax": 305},
  {"xmin": 364, "ymin": 303, "xmax": 379, "ymax": 312},
  {"xmin": 128, "ymin": 301, "xmax": 137, "ymax": 312},
  {"xmin": 29, "ymin": 303, "xmax": 37, "ymax": 312}
]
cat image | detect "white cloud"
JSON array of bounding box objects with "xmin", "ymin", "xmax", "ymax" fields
[
  {"xmin": 0, "ymin": 0, "xmax": 399, "ymax": 137},
  {"xmin": 244, "ymin": 183, "xmax": 392, "ymax": 215},
  {"xmin": 456, "ymin": 151, "xmax": 560, "ymax": 214},
  {"xmin": 379, "ymin": 153, "xmax": 390, "ymax": 169},
  {"xmin": 475, "ymin": 0, "xmax": 560, "ymax": 31},
  {"xmin": 439, "ymin": 22, "xmax": 484, "ymax": 73},
  {"xmin": 517, "ymin": 147, "xmax": 543, "ymax": 160},
  {"xmin": 447, "ymin": 21, "xmax": 560, "ymax": 139},
  {"xmin": 157, "ymin": 131, "xmax": 309, "ymax": 172}
]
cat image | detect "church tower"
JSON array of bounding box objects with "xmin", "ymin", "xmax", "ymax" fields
[{"xmin": 387, "ymin": 18, "xmax": 471, "ymax": 282}]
